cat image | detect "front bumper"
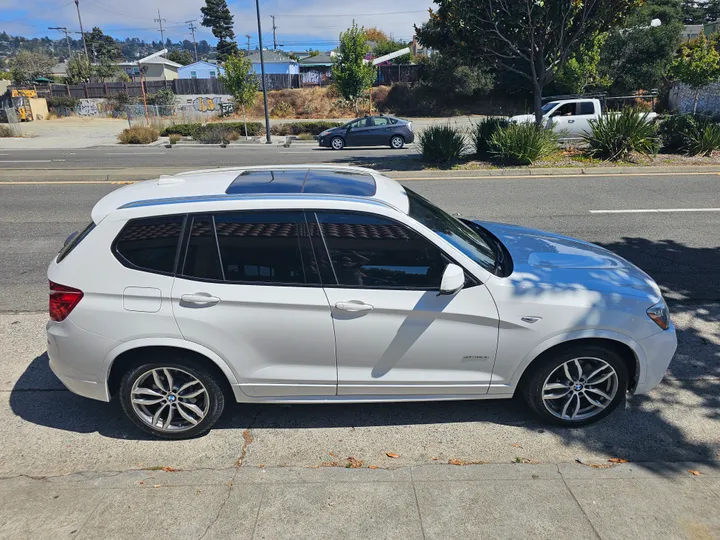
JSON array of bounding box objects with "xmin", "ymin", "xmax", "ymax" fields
[
  {"xmin": 317, "ymin": 135, "xmax": 331, "ymax": 147},
  {"xmin": 47, "ymin": 318, "xmax": 117, "ymax": 402},
  {"xmin": 633, "ymin": 326, "xmax": 678, "ymax": 395}
]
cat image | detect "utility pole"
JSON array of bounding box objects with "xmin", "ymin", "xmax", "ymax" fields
[
  {"xmin": 155, "ymin": 10, "xmax": 167, "ymax": 46},
  {"xmin": 255, "ymin": 0, "xmax": 271, "ymax": 144},
  {"xmin": 245, "ymin": 34, "xmax": 251, "ymax": 53},
  {"xmin": 271, "ymin": 15, "xmax": 277, "ymax": 50},
  {"xmin": 49, "ymin": 26, "xmax": 72, "ymax": 60},
  {"xmin": 186, "ymin": 20, "xmax": 198, "ymax": 61},
  {"xmin": 74, "ymin": 0, "xmax": 89, "ymax": 62}
]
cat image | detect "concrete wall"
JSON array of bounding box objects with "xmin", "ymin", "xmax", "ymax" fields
[
  {"xmin": 251, "ymin": 62, "xmax": 299, "ymax": 75},
  {"xmin": 670, "ymin": 82, "xmax": 720, "ymax": 114}
]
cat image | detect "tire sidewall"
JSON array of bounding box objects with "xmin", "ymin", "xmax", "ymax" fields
[
  {"xmin": 524, "ymin": 345, "xmax": 629, "ymax": 427},
  {"xmin": 119, "ymin": 358, "xmax": 225, "ymax": 439},
  {"xmin": 331, "ymin": 137, "xmax": 344, "ymax": 150}
]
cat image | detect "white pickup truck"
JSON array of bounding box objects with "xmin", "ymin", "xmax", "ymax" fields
[{"xmin": 510, "ymin": 98, "xmax": 658, "ymax": 138}]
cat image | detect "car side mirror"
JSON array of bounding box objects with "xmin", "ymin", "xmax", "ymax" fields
[{"xmin": 438, "ymin": 263, "xmax": 465, "ymax": 295}]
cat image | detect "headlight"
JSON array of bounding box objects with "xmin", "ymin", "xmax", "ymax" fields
[
  {"xmin": 319, "ymin": 130, "xmax": 329, "ymax": 137},
  {"xmin": 647, "ymin": 301, "xmax": 670, "ymax": 330}
]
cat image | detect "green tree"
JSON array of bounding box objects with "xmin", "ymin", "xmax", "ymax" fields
[
  {"xmin": 10, "ymin": 50, "xmax": 55, "ymax": 83},
  {"xmin": 364, "ymin": 27, "xmax": 390, "ymax": 42},
  {"xmin": 416, "ymin": 0, "xmax": 642, "ymax": 125},
  {"xmin": 554, "ymin": 34, "xmax": 612, "ymax": 94},
  {"xmin": 600, "ymin": 0, "xmax": 684, "ymax": 93},
  {"xmin": 332, "ymin": 21, "xmax": 377, "ymax": 113},
  {"xmin": 167, "ymin": 49, "xmax": 194, "ymax": 65},
  {"xmin": 201, "ymin": 0, "xmax": 238, "ymax": 62},
  {"xmin": 65, "ymin": 53, "xmax": 92, "ymax": 84},
  {"xmin": 670, "ymin": 32, "xmax": 720, "ymax": 112},
  {"xmin": 220, "ymin": 54, "xmax": 259, "ymax": 138},
  {"xmin": 417, "ymin": 54, "xmax": 494, "ymax": 98}
]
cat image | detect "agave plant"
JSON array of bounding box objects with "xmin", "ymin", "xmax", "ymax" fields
[
  {"xmin": 583, "ymin": 108, "xmax": 659, "ymax": 161},
  {"xmin": 418, "ymin": 124, "xmax": 467, "ymax": 165},
  {"xmin": 488, "ymin": 122, "xmax": 558, "ymax": 165},
  {"xmin": 472, "ymin": 117, "xmax": 510, "ymax": 157}
]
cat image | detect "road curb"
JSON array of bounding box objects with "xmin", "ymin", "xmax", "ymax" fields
[{"xmin": 390, "ymin": 165, "xmax": 720, "ymax": 178}]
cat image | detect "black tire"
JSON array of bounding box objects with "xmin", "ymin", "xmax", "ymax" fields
[
  {"xmin": 119, "ymin": 354, "xmax": 226, "ymax": 439},
  {"xmin": 389, "ymin": 135, "xmax": 405, "ymax": 149},
  {"xmin": 330, "ymin": 136, "xmax": 345, "ymax": 150},
  {"xmin": 522, "ymin": 344, "xmax": 629, "ymax": 427}
]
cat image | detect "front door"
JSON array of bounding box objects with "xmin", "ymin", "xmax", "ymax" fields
[
  {"xmin": 171, "ymin": 211, "xmax": 337, "ymax": 397},
  {"xmin": 345, "ymin": 118, "xmax": 372, "ymax": 146},
  {"xmin": 311, "ymin": 211, "xmax": 499, "ymax": 396}
]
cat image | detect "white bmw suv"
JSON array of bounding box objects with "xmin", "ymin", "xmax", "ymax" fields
[{"xmin": 47, "ymin": 165, "xmax": 676, "ymax": 438}]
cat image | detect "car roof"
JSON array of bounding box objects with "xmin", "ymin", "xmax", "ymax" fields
[{"xmin": 91, "ymin": 165, "xmax": 409, "ymax": 223}]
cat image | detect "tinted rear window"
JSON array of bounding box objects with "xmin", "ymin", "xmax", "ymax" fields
[
  {"xmin": 57, "ymin": 222, "xmax": 95, "ymax": 263},
  {"xmin": 114, "ymin": 216, "xmax": 184, "ymax": 274}
]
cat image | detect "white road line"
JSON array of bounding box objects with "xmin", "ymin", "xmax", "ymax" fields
[
  {"xmin": 107, "ymin": 152, "xmax": 166, "ymax": 155},
  {"xmin": 0, "ymin": 160, "xmax": 53, "ymax": 163},
  {"xmin": 590, "ymin": 208, "xmax": 720, "ymax": 214}
]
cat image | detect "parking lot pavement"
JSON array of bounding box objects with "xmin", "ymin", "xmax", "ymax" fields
[{"xmin": 1, "ymin": 303, "xmax": 718, "ymax": 478}]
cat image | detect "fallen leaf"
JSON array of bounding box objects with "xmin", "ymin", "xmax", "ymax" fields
[
  {"xmin": 258, "ymin": 464, "xmax": 264, "ymax": 468},
  {"xmin": 153, "ymin": 485, "xmax": 161, "ymax": 488},
  {"xmin": 320, "ymin": 461, "xmax": 340, "ymax": 467},
  {"xmin": 161, "ymin": 466, "xmax": 179, "ymax": 472},
  {"xmin": 226, "ymin": 481, "xmax": 233, "ymax": 487},
  {"xmin": 346, "ymin": 457, "xmax": 363, "ymax": 469},
  {"xmin": 608, "ymin": 458, "xmax": 629, "ymax": 464},
  {"xmin": 689, "ymin": 469, "xmax": 702, "ymax": 476},
  {"xmin": 368, "ymin": 465, "xmax": 379, "ymax": 469},
  {"xmin": 432, "ymin": 457, "xmax": 440, "ymax": 461},
  {"xmin": 386, "ymin": 452, "xmax": 400, "ymax": 458},
  {"xmin": 512, "ymin": 443, "xmax": 523, "ymax": 449},
  {"xmin": 448, "ymin": 459, "xmax": 464, "ymax": 466},
  {"xmin": 329, "ymin": 451, "xmax": 336, "ymax": 457},
  {"xmin": 138, "ymin": 481, "xmax": 144, "ymax": 485},
  {"xmin": 448, "ymin": 459, "xmax": 488, "ymax": 466}
]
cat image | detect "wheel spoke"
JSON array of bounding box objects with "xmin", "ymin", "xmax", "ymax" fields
[
  {"xmin": 152, "ymin": 403, "xmax": 168, "ymax": 427},
  {"xmin": 587, "ymin": 371, "xmax": 614, "ymax": 385},
  {"xmin": 571, "ymin": 393, "xmax": 581, "ymax": 419},
  {"xmin": 163, "ymin": 368, "xmax": 174, "ymax": 392},
  {"xmin": 544, "ymin": 382, "xmax": 569, "ymax": 391},
  {"xmin": 178, "ymin": 400, "xmax": 204, "ymax": 419},
  {"xmin": 585, "ymin": 387, "xmax": 612, "ymax": 400},
  {"xmin": 152, "ymin": 370, "xmax": 167, "ymax": 393},
  {"xmin": 163, "ymin": 404, "xmax": 174, "ymax": 430},
  {"xmin": 573, "ymin": 359, "xmax": 584, "ymax": 381},
  {"xmin": 180, "ymin": 388, "xmax": 206, "ymax": 399},
  {"xmin": 132, "ymin": 397, "xmax": 165, "ymax": 406},
  {"xmin": 563, "ymin": 362, "xmax": 573, "ymax": 382},
  {"xmin": 584, "ymin": 392, "xmax": 606, "ymax": 409},
  {"xmin": 561, "ymin": 393, "xmax": 575, "ymax": 419},
  {"xmin": 133, "ymin": 387, "xmax": 164, "ymax": 398},
  {"xmin": 176, "ymin": 402, "xmax": 200, "ymax": 425},
  {"xmin": 177, "ymin": 380, "xmax": 201, "ymax": 394}
]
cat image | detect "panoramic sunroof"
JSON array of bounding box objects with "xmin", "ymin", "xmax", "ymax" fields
[{"xmin": 225, "ymin": 169, "xmax": 377, "ymax": 196}]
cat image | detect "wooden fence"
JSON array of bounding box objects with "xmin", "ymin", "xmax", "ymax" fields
[{"xmin": 9, "ymin": 66, "xmax": 420, "ymax": 99}]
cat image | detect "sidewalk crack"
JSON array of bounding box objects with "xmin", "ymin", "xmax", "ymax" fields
[
  {"xmin": 197, "ymin": 466, "xmax": 240, "ymax": 540},
  {"xmin": 410, "ymin": 468, "xmax": 427, "ymax": 540},
  {"xmin": 557, "ymin": 464, "xmax": 602, "ymax": 540}
]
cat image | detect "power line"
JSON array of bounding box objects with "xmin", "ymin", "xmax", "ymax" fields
[
  {"xmin": 49, "ymin": 26, "xmax": 72, "ymax": 59},
  {"xmin": 155, "ymin": 10, "xmax": 166, "ymax": 44},
  {"xmin": 273, "ymin": 9, "xmax": 427, "ymax": 18}
]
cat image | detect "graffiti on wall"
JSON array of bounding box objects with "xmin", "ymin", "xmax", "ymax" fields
[
  {"xmin": 301, "ymin": 69, "xmax": 331, "ymax": 86},
  {"xmin": 76, "ymin": 99, "xmax": 104, "ymax": 116}
]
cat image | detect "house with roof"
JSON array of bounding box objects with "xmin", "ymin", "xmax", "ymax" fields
[
  {"xmin": 298, "ymin": 52, "xmax": 334, "ymax": 86},
  {"xmin": 178, "ymin": 61, "xmax": 225, "ymax": 80},
  {"xmin": 247, "ymin": 50, "xmax": 299, "ymax": 75},
  {"xmin": 116, "ymin": 56, "xmax": 181, "ymax": 81}
]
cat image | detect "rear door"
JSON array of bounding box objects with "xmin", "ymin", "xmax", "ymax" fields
[
  {"xmin": 170, "ymin": 210, "xmax": 337, "ymax": 397},
  {"xmin": 366, "ymin": 116, "xmax": 394, "ymax": 146}
]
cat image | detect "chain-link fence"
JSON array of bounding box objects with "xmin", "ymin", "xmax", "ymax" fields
[
  {"xmin": 124, "ymin": 103, "xmax": 235, "ymax": 129},
  {"xmin": 0, "ymin": 108, "xmax": 20, "ymax": 124}
]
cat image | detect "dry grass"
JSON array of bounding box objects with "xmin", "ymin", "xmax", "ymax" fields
[
  {"xmin": 168, "ymin": 133, "xmax": 182, "ymax": 144},
  {"xmin": 244, "ymin": 87, "xmax": 358, "ymax": 120},
  {"xmin": 118, "ymin": 125, "xmax": 160, "ymax": 144},
  {"xmin": 0, "ymin": 124, "xmax": 20, "ymax": 137}
]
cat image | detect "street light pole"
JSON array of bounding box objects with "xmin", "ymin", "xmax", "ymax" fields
[
  {"xmin": 255, "ymin": 0, "xmax": 272, "ymax": 144},
  {"xmin": 74, "ymin": 0, "xmax": 89, "ymax": 62}
]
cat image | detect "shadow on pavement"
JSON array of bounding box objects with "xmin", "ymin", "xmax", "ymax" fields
[{"xmin": 325, "ymin": 153, "xmax": 428, "ymax": 172}]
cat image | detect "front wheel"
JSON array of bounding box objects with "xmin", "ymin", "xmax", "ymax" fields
[
  {"xmin": 330, "ymin": 136, "xmax": 345, "ymax": 150},
  {"xmin": 119, "ymin": 357, "xmax": 225, "ymax": 439},
  {"xmin": 523, "ymin": 345, "xmax": 628, "ymax": 426},
  {"xmin": 389, "ymin": 135, "xmax": 405, "ymax": 149}
]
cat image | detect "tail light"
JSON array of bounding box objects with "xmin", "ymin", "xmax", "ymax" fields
[{"xmin": 49, "ymin": 281, "xmax": 84, "ymax": 322}]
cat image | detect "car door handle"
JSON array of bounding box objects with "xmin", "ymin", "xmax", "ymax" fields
[
  {"xmin": 181, "ymin": 293, "xmax": 220, "ymax": 306},
  {"xmin": 334, "ymin": 301, "xmax": 374, "ymax": 312}
]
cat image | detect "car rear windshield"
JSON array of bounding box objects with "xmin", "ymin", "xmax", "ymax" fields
[{"xmin": 56, "ymin": 222, "xmax": 96, "ymax": 263}]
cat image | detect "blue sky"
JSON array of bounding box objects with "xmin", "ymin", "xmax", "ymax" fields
[{"xmin": 0, "ymin": 0, "xmax": 434, "ymax": 52}]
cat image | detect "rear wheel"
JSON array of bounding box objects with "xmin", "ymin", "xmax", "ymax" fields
[
  {"xmin": 523, "ymin": 345, "xmax": 628, "ymax": 426},
  {"xmin": 119, "ymin": 355, "xmax": 225, "ymax": 439},
  {"xmin": 330, "ymin": 136, "xmax": 345, "ymax": 150},
  {"xmin": 390, "ymin": 135, "xmax": 405, "ymax": 149}
]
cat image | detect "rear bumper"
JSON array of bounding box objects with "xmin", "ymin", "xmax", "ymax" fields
[
  {"xmin": 634, "ymin": 326, "xmax": 677, "ymax": 395},
  {"xmin": 405, "ymin": 132, "xmax": 415, "ymax": 144},
  {"xmin": 47, "ymin": 318, "xmax": 116, "ymax": 402}
]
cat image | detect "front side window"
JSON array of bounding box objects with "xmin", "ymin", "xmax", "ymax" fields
[
  {"xmin": 314, "ymin": 212, "xmax": 448, "ymax": 289},
  {"xmin": 371, "ymin": 117, "xmax": 389, "ymax": 126},
  {"xmin": 406, "ymin": 189, "xmax": 496, "ymax": 273},
  {"xmin": 114, "ymin": 216, "xmax": 184, "ymax": 274}
]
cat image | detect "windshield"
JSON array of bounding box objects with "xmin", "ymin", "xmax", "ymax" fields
[
  {"xmin": 541, "ymin": 101, "xmax": 559, "ymax": 114},
  {"xmin": 406, "ymin": 189, "xmax": 496, "ymax": 273}
]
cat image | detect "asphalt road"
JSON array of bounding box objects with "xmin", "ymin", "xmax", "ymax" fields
[{"xmin": 0, "ymin": 169, "xmax": 718, "ymax": 479}]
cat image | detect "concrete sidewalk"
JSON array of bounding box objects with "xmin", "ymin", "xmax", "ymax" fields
[{"xmin": 1, "ymin": 462, "xmax": 718, "ymax": 540}]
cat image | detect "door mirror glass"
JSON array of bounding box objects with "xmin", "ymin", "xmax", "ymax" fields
[{"xmin": 439, "ymin": 263, "xmax": 465, "ymax": 295}]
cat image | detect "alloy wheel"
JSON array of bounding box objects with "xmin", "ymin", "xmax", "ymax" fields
[
  {"xmin": 390, "ymin": 136, "xmax": 404, "ymax": 149},
  {"xmin": 130, "ymin": 367, "xmax": 210, "ymax": 432},
  {"xmin": 331, "ymin": 137, "xmax": 344, "ymax": 150},
  {"xmin": 541, "ymin": 357, "xmax": 619, "ymax": 421}
]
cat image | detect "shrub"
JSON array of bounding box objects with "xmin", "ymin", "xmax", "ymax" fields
[
  {"xmin": 118, "ymin": 126, "xmax": 159, "ymax": 144},
  {"xmin": 583, "ymin": 108, "xmax": 659, "ymax": 161},
  {"xmin": 147, "ymin": 88, "xmax": 175, "ymax": 107},
  {"xmin": 194, "ymin": 124, "xmax": 228, "ymax": 144},
  {"xmin": 0, "ymin": 124, "xmax": 20, "ymax": 137},
  {"xmin": 161, "ymin": 121, "xmax": 263, "ymax": 138},
  {"xmin": 472, "ymin": 117, "xmax": 510, "ymax": 157},
  {"xmin": 418, "ymin": 124, "xmax": 467, "ymax": 165},
  {"xmin": 489, "ymin": 123, "xmax": 558, "ymax": 165},
  {"xmin": 270, "ymin": 101, "xmax": 295, "ymax": 118},
  {"xmin": 47, "ymin": 96, "xmax": 79, "ymax": 110},
  {"xmin": 225, "ymin": 130, "xmax": 241, "ymax": 142},
  {"xmin": 168, "ymin": 133, "xmax": 181, "ymax": 144},
  {"xmin": 161, "ymin": 123, "xmax": 200, "ymax": 137},
  {"xmin": 270, "ymin": 121, "xmax": 343, "ymax": 136},
  {"xmin": 659, "ymin": 113, "xmax": 720, "ymax": 156}
]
